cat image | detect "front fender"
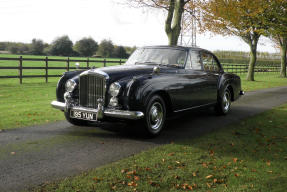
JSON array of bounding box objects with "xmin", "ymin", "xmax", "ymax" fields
[
  {"xmin": 125, "ymin": 74, "xmax": 172, "ymax": 112},
  {"xmin": 56, "ymin": 70, "xmax": 84, "ymax": 102}
]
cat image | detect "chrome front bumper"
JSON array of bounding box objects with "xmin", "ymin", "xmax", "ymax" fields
[{"xmin": 51, "ymin": 101, "xmax": 144, "ymax": 120}]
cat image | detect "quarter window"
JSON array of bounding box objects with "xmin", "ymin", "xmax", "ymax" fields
[{"xmin": 201, "ymin": 52, "xmax": 220, "ymax": 72}]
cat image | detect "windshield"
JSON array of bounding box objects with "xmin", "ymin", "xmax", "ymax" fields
[{"xmin": 125, "ymin": 48, "xmax": 187, "ymax": 67}]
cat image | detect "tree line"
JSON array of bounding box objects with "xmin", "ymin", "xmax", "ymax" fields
[
  {"xmin": 0, "ymin": 36, "xmax": 136, "ymax": 59},
  {"xmin": 129, "ymin": 0, "xmax": 287, "ymax": 80}
]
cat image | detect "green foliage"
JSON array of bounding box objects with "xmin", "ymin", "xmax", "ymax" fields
[
  {"xmin": 213, "ymin": 50, "xmax": 281, "ymax": 66},
  {"xmin": 113, "ymin": 46, "xmax": 129, "ymax": 58},
  {"xmin": 0, "ymin": 39, "xmax": 135, "ymax": 58},
  {"xmin": 49, "ymin": 36, "xmax": 74, "ymax": 56},
  {"xmin": 74, "ymin": 37, "xmax": 98, "ymax": 57},
  {"xmin": 7, "ymin": 43, "xmax": 29, "ymax": 54},
  {"xmin": 0, "ymin": 42, "xmax": 7, "ymax": 50},
  {"xmin": 125, "ymin": 46, "xmax": 137, "ymax": 55},
  {"xmin": 98, "ymin": 39, "xmax": 114, "ymax": 58},
  {"xmin": 30, "ymin": 39, "xmax": 45, "ymax": 55}
]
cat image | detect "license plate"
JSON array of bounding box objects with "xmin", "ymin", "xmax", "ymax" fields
[{"xmin": 70, "ymin": 110, "xmax": 97, "ymax": 121}]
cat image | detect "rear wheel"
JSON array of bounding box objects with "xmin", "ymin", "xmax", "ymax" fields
[
  {"xmin": 64, "ymin": 111, "xmax": 88, "ymax": 126},
  {"xmin": 143, "ymin": 95, "xmax": 166, "ymax": 136},
  {"xmin": 215, "ymin": 87, "xmax": 231, "ymax": 115}
]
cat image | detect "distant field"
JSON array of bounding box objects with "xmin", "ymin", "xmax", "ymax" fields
[{"xmin": 0, "ymin": 54, "xmax": 126, "ymax": 80}]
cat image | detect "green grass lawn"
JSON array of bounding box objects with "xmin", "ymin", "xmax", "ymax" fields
[
  {"xmin": 239, "ymin": 73, "xmax": 287, "ymax": 91},
  {"xmin": 0, "ymin": 78, "xmax": 63, "ymax": 130},
  {"xmin": 32, "ymin": 103, "xmax": 287, "ymax": 192}
]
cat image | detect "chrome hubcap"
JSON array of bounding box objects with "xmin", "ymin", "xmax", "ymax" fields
[
  {"xmin": 149, "ymin": 102, "xmax": 163, "ymax": 130},
  {"xmin": 223, "ymin": 91, "xmax": 230, "ymax": 112}
]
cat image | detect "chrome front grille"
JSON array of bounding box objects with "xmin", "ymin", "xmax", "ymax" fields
[{"xmin": 79, "ymin": 74, "xmax": 106, "ymax": 108}]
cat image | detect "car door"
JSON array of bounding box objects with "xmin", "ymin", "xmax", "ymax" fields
[
  {"xmin": 169, "ymin": 50, "xmax": 208, "ymax": 111},
  {"xmin": 200, "ymin": 51, "xmax": 221, "ymax": 104},
  {"xmin": 182, "ymin": 50, "xmax": 211, "ymax": 108}
]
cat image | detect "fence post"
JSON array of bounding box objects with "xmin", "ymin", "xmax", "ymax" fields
[
  {"xmin": 67, "ymin": 57, "xmax": 70, "ymax": 71},
  {"xmin": 87, "ymin": 57, "xmax": 89, "ymax": 69},
  {"xmin": 119, "ymin": 59, "xmax": 122, "ymax": 65},
  {"xmin": 45, "ymin": 56, "xmax": 48, "ymax": 83},
  {"xmin": 19, "ymin": 56, "xmax": 23, "ymax": 84},
  {"xmin": 104, "ymin": 59, "xmax": 106, "ymax": 67}
]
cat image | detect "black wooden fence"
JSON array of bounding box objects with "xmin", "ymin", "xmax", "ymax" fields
[
  {"xmin": 0, "ymin": 56, "xmax": 282, "ymax": 84},
  {"xmin": 0, "ymin": 57, "xmax": 125, "ymax": 84},
  {"xmin": 222, "ymin": 63, "xmax": 281, "ymax": 74}
]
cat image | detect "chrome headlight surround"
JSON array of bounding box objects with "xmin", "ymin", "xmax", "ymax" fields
[
  {"xmin": 109, "ymin": 97, "xmax": 119, "ymax": 107},
  {"xmin": 65, "ymin": 79, "xmax": 77, "ymax": 92},
  {"xmin": 109, "ymin": 82, "xmax": 121, "ymax": 97}
]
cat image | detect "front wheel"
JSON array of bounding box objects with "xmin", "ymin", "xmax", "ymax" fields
[
  {"xmin": 143, "ymin": 95, "xmax": 166, "ymax": 136},
  {"xmin": 215, "ymin": 87, "xmax": 231, "ymax": 115}
]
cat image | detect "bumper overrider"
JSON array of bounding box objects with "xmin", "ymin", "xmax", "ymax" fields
[{"xmin": 51, "ymin": 100, "xmax": 144, "ymax": 120}]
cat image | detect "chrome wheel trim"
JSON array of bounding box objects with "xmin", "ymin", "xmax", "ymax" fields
[
  {"xmin": 149, "ymin": 102, "xmax": 163, "ymax": 130},
  {"xmin": 223, "ymin": 91, "xmax": 231, "ymax": 112}
]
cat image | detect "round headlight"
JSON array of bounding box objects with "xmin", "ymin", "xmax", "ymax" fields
[
  {"xmin": 109, "ymin": 82, "xmax": 121, "ymax": 97},
  {"xmin": 65, "ymin": 79, "xmax": 77, "ymax": 92},
  {"xmin": 109, "ymin": 97, "xmax": 119, "ymax": 107}
]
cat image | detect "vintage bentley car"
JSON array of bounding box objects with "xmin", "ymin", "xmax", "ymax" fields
[{"xmin": 51, "ymin": 46, "xmax": 244, "ymax": 136}]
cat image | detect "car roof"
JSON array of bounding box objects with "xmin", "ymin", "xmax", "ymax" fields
[{"xmin": 141, "ymin": 45, "xmax": 208, "ymax": 52}]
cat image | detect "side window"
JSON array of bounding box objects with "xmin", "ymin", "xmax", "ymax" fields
[
  {"xmin": 191, "ymin": 51, "xmax": 202, "ymax": 70},
  {"xmin": 212, "ymin": 57, "xmax": 220, "ymax": 72},
  {"xmin": 201, "ymin": 52, "xmax": 220, "ymax": 72},
  {"xmin": 185, "ymin": 50, "xmax": 201, "ymax": 70},
  {"xmin": 185, "ymin": 52, "xmax": 192, "ymax": 69}
]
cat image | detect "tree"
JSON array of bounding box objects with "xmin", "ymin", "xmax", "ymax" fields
[
  {"xmin": 50, "ymin": 35, "xmax": 74, "ymax": 56},
  {"xmin": 125, "ymin": 46, "xmax": 137, "ymax": 56},
  {"xmin": 199, "ymin": 0, "xmax": 269, "ymax": 81},
  {"xmin": 74, "ymin": 37, "xmax": 98, "ymax": 57},
  {"xmin": 264, "ymin": 0, "xmax": 287, "ymax": 77},
  {"xmin": 30, "ymin": 39, "xmax": 44, "ymax": 55},
  {"xmin": 0, "ymin": 42, "xmax": 8, "ymax": 51},
  {"xmin": 128, "ymin": 0, "xmax": 195, "ymax": 45},
  {"xmin": 98, "ymin": 39, "xmax": 114, "ymax": 58},
  {"xmin": 7, "ymin": 43, "xmax": 29, "ymax": 54},
  {"xmin": 113, "ymin": 46, "xmax": 129, "ymax": 58}
]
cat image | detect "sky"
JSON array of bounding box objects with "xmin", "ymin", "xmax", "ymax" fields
[{"xmin": 0, "ymin": 0, "xmax": 278, "ymax": 53}]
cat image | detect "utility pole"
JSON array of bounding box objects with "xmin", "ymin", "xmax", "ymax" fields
[{"xmin": 179, "ymin": 0, "xmax": 197, "ymax": 47}]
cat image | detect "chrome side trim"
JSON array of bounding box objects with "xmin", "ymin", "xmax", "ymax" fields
[
  {"xmin": 174, "ymin": 102, "xmax": 216, "ymax": 113},
  {"xmin": 50, "ymin": 101, "xmax": 144, "ymax": 120}
]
